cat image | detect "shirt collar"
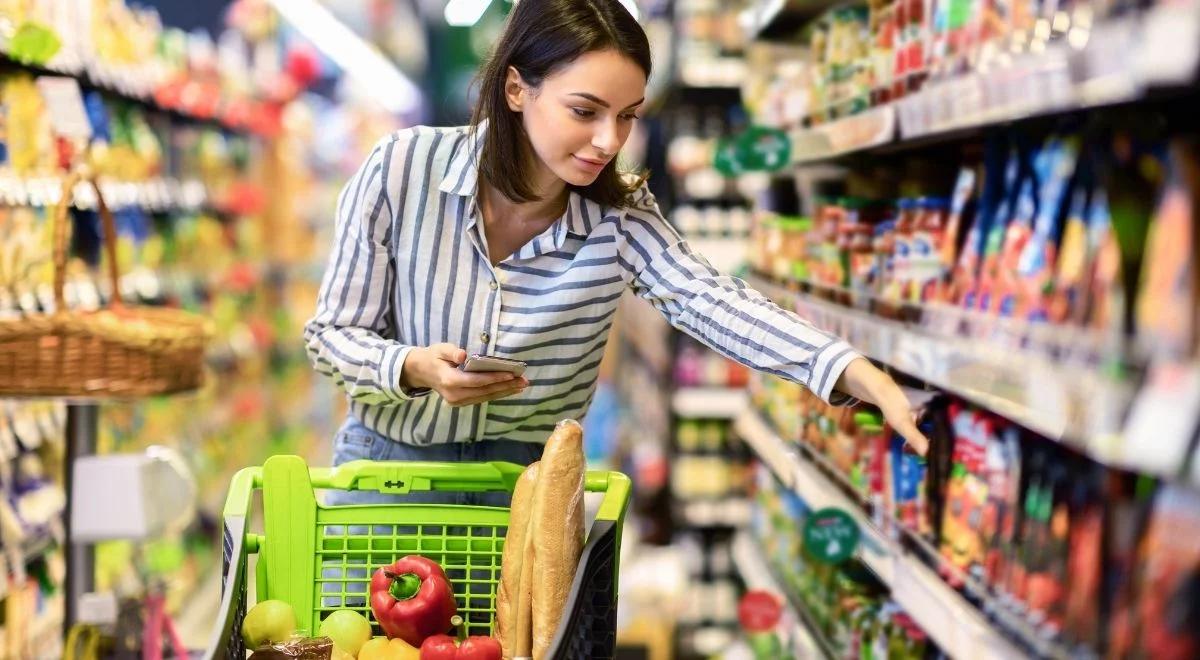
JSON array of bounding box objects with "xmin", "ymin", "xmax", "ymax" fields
[
  {"xmin": 439, "ymin": 122, "xmax": 485, "ymax": 197},
  {"xmin": 444, "ymin": 120, "xmax": 603, "ymax": 253}
]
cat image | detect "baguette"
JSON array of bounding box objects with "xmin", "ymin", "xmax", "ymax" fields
[
  {"xmin": 496, "ymin": 462, "xmax": 540, "ymax": 659},
  {"xmin": 530, "ymin": 419, "xmax": 586, "ymax": 660}
]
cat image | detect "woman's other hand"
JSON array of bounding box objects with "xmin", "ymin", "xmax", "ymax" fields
[
  {"xmin": 401, "ymin": 344, "xmax": 529, "ymax": 407},
  {"xmin": 834, "ymin": 358, "xmax": 931, "ymax": 456}
]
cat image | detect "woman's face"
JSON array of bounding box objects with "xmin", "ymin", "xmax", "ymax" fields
[{"xmin": 508, "ymin": 49, "xmax": 647, "ymax": 189}]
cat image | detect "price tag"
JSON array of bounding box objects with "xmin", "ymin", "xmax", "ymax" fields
[
  {"xmin": 35, "ymin": 77, "xmax": 93, "ymax": 141},
  {"xmin": 802, "ymin": 507, "xmax": 860, "ymax": 564},
  {"xmin": 1122, "ymin": 361, "xmax": 1200, "ymax": 477}
]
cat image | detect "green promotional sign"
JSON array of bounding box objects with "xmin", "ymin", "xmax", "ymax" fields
[
  {"xmin": 713, "ymin": 125, "xmax": 792, "ymax": 176},
  {"xmin": 802, "ymin": 507, "xmax": 860, "ymax": 564},
  {"xmin": 737, "ymin": 126, "xmax": 791, "ymax": 171}
]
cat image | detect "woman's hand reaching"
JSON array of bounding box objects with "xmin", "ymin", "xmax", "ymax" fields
[
  {"xmin": 401, "ymin": 344, "xmax": 529, "ymax": 407},
  {"xmin": 834, "ymin": 358, "xmax": 931, "ymax": 456}
]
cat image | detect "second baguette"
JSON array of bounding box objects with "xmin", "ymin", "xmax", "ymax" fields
[
  {"xmin": 530, "ymin": 419, "xmax": 586, "ymax": 660},
  {"xmin": 495, "ymin": 462, "xmax": 539, "ymax": 659}
]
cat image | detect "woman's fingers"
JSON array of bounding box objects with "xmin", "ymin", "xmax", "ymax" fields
[
  {"xmin": 878, "ymin": 383, "xmax": 930, "ymax": 456},
  {"xmin": 448, "ymin": 382, "xmax": 528, "ymax": 407}
]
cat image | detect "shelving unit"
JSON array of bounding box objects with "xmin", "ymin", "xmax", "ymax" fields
[
  {"xmin": 772, "ymin": 3, "xmax": 1200, "ymax": 164},
  {"xmin": 730, "ymin": 532, "xmax": 829, "ymax": 659},
  {"xmin": 734, "ymin": 410, "xmax": 1029, "ymax": 659},
  {"xmin": 746, "ymin": 274, "xmax": 1200, "ymax": 485}
]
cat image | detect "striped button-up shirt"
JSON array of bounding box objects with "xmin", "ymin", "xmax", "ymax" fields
[{"xmin": 304, "ymin": 124, "xmax": 861, "ymax": 445}]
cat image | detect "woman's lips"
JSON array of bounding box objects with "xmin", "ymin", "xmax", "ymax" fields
[{"xmin": 573, "ymin": 155, "xmax": 607, "ymax": 172}]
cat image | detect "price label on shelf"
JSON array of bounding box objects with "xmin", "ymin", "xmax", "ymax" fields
[
  {"xmin": 35, "ymin": 76, "xmax": 93, "ymax": 141},
  {"xmin": 1122, "ymin": 361, "xmax": 1200, "ymax": 477}
]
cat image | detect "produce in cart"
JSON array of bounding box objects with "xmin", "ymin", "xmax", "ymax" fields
[{"xmin": 370, "ymin": 556, "xmax": 460, "ymax": 646}]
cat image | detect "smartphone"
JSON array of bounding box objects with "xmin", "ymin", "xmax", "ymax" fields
[{"xmin": 461, "ymin": 354, "xmax": 527, "ymax": 377}]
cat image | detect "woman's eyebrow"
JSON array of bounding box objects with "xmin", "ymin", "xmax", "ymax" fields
[{"xmin": 568, "ymin": 92, "xmax": 645, "ymax": 109}]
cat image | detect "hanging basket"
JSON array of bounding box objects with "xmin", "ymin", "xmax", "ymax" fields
[{"xmin": 0, "ymin": 171, "xmax": 212, "ymax": 398}]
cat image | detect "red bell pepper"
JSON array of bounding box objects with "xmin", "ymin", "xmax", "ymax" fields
[
  {"xmin": 418, "ymin": 635, "xmax": 502, "ymax": 660},
  {"xmin": 370, "ymin": 556, "xmax": 459, "ymax": 646}
]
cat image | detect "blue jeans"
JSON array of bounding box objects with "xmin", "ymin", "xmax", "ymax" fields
[
  {"xmin": 326, "ymin": 414, "xmax": 544, "ymax": 507},
  {"xmin": 320, "ymin": 415, "xmax": 544, "ymax": 609}
]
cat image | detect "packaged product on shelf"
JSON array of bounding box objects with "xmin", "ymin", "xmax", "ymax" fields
[
  {"xmin": 1083, "ymin": 188, "xmax": 1126, "ymax": 334},
  {"xmin": 1047, "ymin": 185, "xmax": 1093, "ymax": 324},
  {"xmin": 1062, "ymin": 466, "xmax": 1105, "ymax": 650},
  {"xmin": 938, "ymin": 403, "xmax": 989, "ymax": 584},
  {"xmin": 991, "ymin": 155, "xmax": 1039, "ymax": 316},
  {"xmin": 887, "ymin": 197, "xmax": 919, "ymax": 303},
  {"xmin": 981, "ymin": 423, "xmax": 1021, "ymax": 590},
  {"xmin": 1135, "ymin": 141, "xmax": 1197, "ymax": 358},
  {"xmin": 1012, "ymin": 137, "xmax": 1079, "ymax": 320},
  {"xmin": 1125, "ymin": 485, "xmax": 1200, "ymax": 659}
]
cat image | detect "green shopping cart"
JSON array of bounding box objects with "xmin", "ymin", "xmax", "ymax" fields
[{"xmin": 204, "ymin": 455, "xmax": 631, "ymax": 658}]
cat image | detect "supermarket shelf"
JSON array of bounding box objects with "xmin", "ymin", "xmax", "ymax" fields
[
  {"xmin": 742, "ymin": 0, "xmax": 840, "ymax": 41},
  {"xmin": 731, "ymin": 531, "xmax": 830, "ymax": 659},
  {"xmin": 1, "ymin": 52, "xmax": 263, "ymax": 134},
  {"xmin": 789, "ymin": 105, "xmax": 896, "ymax": 165},
  {"xmin": 0, "ymin": 174, "xmax": 209, "ymax": 212},
  {"xmin": 746, "ymin": 274, "xmax": 1168, "ymax": 475},
  {"xmin": 672, "ymin": 387, "xmax": 750, "ymax": 419},
  {"xmin": 678, "ymin": 497, "xmax": 753, "ymax": 528},
  {"xmin": 734, "ymin": 409, "xmax": 1027, "ymax": 660},
  {"xmin": 782, "ymin": 3, "xmax": 1200, "ymax": 165}
]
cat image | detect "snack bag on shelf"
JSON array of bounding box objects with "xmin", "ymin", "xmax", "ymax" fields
[
  {"xmin": 1135, "ymin": 141, "xmax": 1197, "ymax": 359},
  {"xmin": 1016, "ymin": 137, "xmax": 1079, "ymax": 320},
  {"xmin": 1047, "ymin": 185, "xmax": 1092, "ymax": 325},
  {"xmin": 981, "ymin": 419, "xmax": 1021, "ymax": 589},
  {"xmin": 953, "ymin": 138, "xmax": 1011, "ymax": 308},
  {"xmin": 1062, "ymin": 466, "xmax": 1105, "ymax": 650},
  {"xmin": 930, "ymin": 167, "xmax": 976, "ymax": 303},
  {"xmin": 1129, "ymin": 485, "xmax": 1200, "ymax": 659},
  {"xmin": 1083, "ymin": 188, "xmax": 1125, "ymax": 334},
  {"xmin": 1104, "ymin": 474, "xmax": 1158, "ymax": 659},
  {"xmin": 909, "ymin": 196, "xmax": 950, "ymax": 303},
  {"xmin": 938, "ymin": 403, "xmax": 988, "ymax": 584},
  {"xmin": 889, "ymin": 428, "xmax": 927, "ymax": 538},
  {"xmin": 887, "ymin": 198, "xmax": 918, "ymax": 303},
  {"xmin": 993, "ymin": 159, "xmax": 1038, "ymax": 316}
]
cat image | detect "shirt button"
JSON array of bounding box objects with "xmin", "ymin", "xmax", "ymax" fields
[
  {"xmin": 480, "ymin": 332, "xmax": 490, "ymax": 344},
  {"xmin": 489, "ymin": 280, "xmax": 498, "ymax": 290}
]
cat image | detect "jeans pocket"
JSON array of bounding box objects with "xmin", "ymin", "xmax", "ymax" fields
[{"xmin": 333, "ymin": 431, "xmax": 385, "ymax": 464}]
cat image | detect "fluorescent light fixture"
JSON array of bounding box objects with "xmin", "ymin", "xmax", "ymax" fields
[
  {"xmin": 266, "ymin": 0, "xmax": 421, "ymax": 115},
  {"xmin": 444, "ymin": 0, "xmax": 493, "ymax": 27}
]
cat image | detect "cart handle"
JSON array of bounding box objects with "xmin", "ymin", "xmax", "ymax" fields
[{"xmin": 222, "ymin": 460, "xmax": 632, "ymax": 523}]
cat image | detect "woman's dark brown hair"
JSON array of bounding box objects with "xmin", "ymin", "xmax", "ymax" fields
[{"xmin": 471, "ymin": 0, "xmax": 651, "ymax": 208}]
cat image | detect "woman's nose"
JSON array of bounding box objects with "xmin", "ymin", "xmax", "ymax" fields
[{"xmin": 593, "ymin": 121, "xmax": 622, "ymax": 155}]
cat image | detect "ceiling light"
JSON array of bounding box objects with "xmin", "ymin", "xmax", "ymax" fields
[
  {"xmin": 444, "ymin": 0, "xmax": 493, "ymax": 27},
  {"xmin": 266, "ymin": 0, "xmax": 421, "ymax": 115}
]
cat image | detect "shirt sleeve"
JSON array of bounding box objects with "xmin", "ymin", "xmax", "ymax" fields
[
  {"xmin": 616, "ymin": 184, "xmax": 862, "ymax": 404},
  {"xmin": 303, "ymin": 133, "xmax": 431, "ymax": 404}
]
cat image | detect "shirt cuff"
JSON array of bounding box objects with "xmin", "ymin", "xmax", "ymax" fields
[
  {"xmin": 809, "ymin": 340, "xmax": 863, "ymax": 406},
  {"xmin": 379, "ymin": 344, "xmax": 432, "ymax": 402}
]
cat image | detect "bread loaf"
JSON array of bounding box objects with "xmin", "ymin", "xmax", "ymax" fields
[
  {"xmin": 495, "ymin": 462, "xmax": 539, "ymax": 659},
  {"xmin": 530, "ymin": 420, "xmax": 585, "ymax": 660}
]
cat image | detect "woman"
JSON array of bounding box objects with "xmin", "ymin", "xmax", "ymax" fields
[{"xmin": 305, "ymin": 0, "xmax": 928, "ymax": 506}]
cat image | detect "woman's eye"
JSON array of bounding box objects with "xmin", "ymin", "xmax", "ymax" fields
[
  {"xmin": 571, "ymin": 107, "xmax": 595, "ymax": 119},
  {"xmin": 620, "ymin": 113, "xmax": 640, "ymax": 122}
]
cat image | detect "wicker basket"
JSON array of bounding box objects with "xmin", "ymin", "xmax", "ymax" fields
[{"xmin": 0, "ymin": 171, "xmax": 212, "ymax": 398}]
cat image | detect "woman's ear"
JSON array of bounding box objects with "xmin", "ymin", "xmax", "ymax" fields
[{"xmin": 504, "ymin": 66, "xmax": 526, "ymax": 112}]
